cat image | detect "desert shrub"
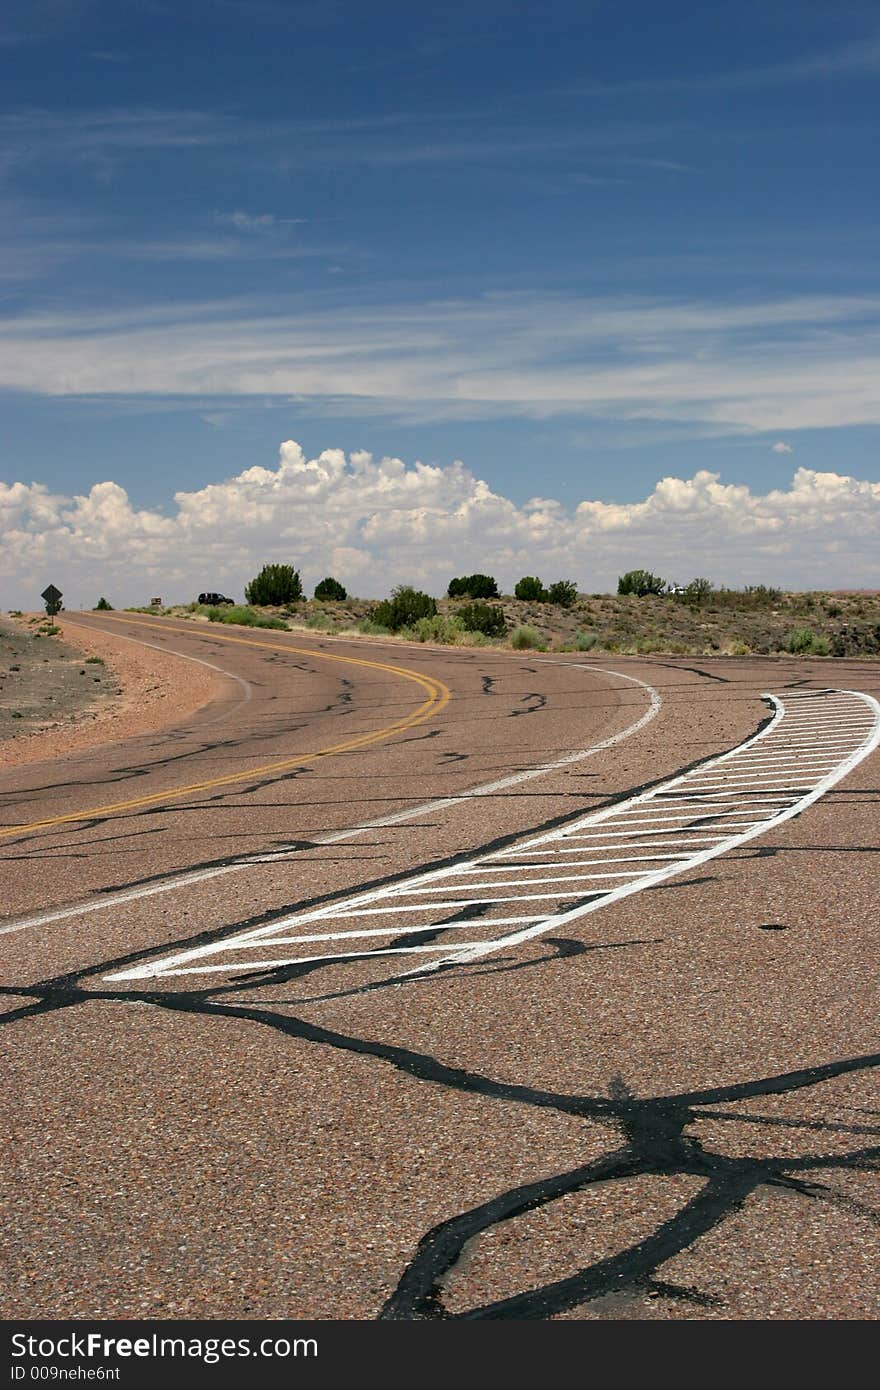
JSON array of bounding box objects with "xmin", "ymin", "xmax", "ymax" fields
[
  {"xmin": 94, "ymin": 597, "xmax": 114, "ymax": 611},
  {"xmin": 784, "ymin": 628, "xmax": 830, "ymax": 655},
  {"xmin": 373, "ymin": 586, "xmax": 437, "ymax": 631},
  {"xmin": 617, "ymin": 569, "xmax": 665, "ymax": 597},
  {"xmin": 85, "ymin": 656, "xmax": 105, "ymax": 665},
  {"xmin": 546, "ymin": 579, "xmax": 578, "ymax": 607},
  {"xmin": 458, "ymin": 602, "xmax": 506, "ymax": 637},
  {"xmin": 684, "ymin": 577, "xmax": 714, "ymax": 606},
  {"xmin": 372, "ymin": 602, "xmax": 393, "ymax": 629},
  {"xmin": 245, "ymin": 563, "xmax": 302, "ymax": 606},
  {"xmin": 8, "ymin": 610, "xmax": 22, "ymax": 617},
  {"xmin": 358, "ymin": 619, "xmax": 393, "ymax": 636},
  {"xmin": 739, "ymin": 585, "xmax": 783, "ymax": 608},
  {"xmin": 575, "ymin": 631, "xmax": 599, "ymax": 651},
  {"xmin": 510, "ymin": 625, "xmax": 545, "ymax": 650},
  {"xmin": 208, "ymin": 605, "xmax": 287, "ymax": 630},
  {"xmin": 314, "ymin": 576, "xmax": 347, "ymax": 601},
  {"xmin": 514, "ymin": 575, "xmax": 547, "ymax": 602},
  {"xmin": 403, "ymin": 615, "xmax": 466, "ymax": 644},
  {"xmin": 447, "ymin": 573, "xmax": 499, "ymax": 599},
  {"xmin": 830, "ymin": 623, "xmax": 880, "ymax": 657}
]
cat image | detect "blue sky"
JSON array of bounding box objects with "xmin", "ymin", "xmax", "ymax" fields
[{"xmin": 1, "ymin": 1, "xmax": 879, "ymax": 604}]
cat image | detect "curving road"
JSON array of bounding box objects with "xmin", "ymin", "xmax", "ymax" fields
[{"xmin": 2, "ymin": 612, "xmax": 878, "ymax": 1320}]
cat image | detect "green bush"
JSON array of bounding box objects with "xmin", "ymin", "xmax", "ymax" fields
[
  {"xmin": 372, "ymin": 602, "xmax": 394, "ymax": 629},
  {"xmin": 208, "ymin": 605, "xmax": 287, "ymax": 630},
  {"xmin": 357, "ymin": 618, "xmax": 393, "ymax": 636},
  {"xmin": 514, "ymin": 575, "xmax": 547, "ymax": 601},
  {"xmin": 510, "ymin": 624, "xmax": 545, "ymax": 650},
  {"xmin": 546, "ymin": 579, "xmax": 578, "ymax": 607},
  {"xmin": 245, "ymin": 563, "xmax": 302, "ymax": 606},
  {"xmin": 314, "ymin": 576, "xmax": 347, "ymax": 602},
  {"xmin": 373, "ymin": 585, "xmax": 437, "ymax": 631},
  {"xmin": 85, "ymin": 656, "xmax": 105, "ymax": 664},
  {"xmin": 447, "ymin": 573, "xmax": 499, "ymax": 599},
  {"xmin": 575, "ymin": 631, "xmax": 599, "ymax": 651},
  {"xmin": 617, "ymin": 569, "xmax": 665, "ymax": 597},
  {"xmin": 458, "ymin": 601, "xmax": 506, "ymax": 637},
  {"xmin": 407, "ymin": 615, "xmax": 466, "ymax": 644},
  {"xmin": 684, "ymin": 577, "xmax": 714, "ymax": 606},
  {"xmin": 94, "ymin": 597, "xmax": 114, "ymax": 611},
  {"xmin": 784, "ymin": 628, "xmax": 830, "ymax": 655},
  {"xmin": 708, "ymin": 585, "xmax": 782, "ymax": 610}
]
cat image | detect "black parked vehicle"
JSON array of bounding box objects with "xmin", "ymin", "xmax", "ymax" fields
[{"xmin": 198, "ymin": 592, "xmax": 235, "ymax": 605}]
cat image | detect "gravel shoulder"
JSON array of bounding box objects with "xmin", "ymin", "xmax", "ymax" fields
[{"xmin": 0, "ymin": 613, "xmax": 223, "ymax": 769}]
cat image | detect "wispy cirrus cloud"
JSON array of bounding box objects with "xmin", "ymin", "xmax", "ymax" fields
[
  {"xmin": 569, "ymin": 31, "xmax": 880, "ymax": 97},
  {"xmin": 1, "ymin": 291, "xmax": 879, "ymax": 433},
  {"xmin": 214, "ymin": 210, "xmax": 310, "ymax": 232},
  {"xmin": 0, "ymin": 103, "xmax": 685, "ymax": 189}
]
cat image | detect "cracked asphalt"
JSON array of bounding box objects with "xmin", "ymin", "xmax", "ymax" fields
[{"xmin": 1, "ymin": 611, "xmax": 877, "ymax": 1320}]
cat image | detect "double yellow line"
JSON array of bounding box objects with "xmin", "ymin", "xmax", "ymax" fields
[{"xmin": 1, "ymin": 614, "xmax": 451, "ymax": 839}]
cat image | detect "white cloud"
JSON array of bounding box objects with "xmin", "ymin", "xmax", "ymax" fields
[
  {"xmin": 217, "ymin": 211, "xmax": 278, "ymax": 232},
  {"xmin": 1, "ymin": 443, "xmax": 878, "ymax": 608},
  {"xmin": 772, "ymin": 441, "xmax": 794, "ymax": 453}
]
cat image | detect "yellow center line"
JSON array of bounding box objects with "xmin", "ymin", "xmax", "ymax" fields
[{"xmin": 1, "ymin": 613, "xmax": 452, "ymax": 839}]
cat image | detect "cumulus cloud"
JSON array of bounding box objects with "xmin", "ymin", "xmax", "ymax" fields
[
  {"xmin": 772, "ymin": 441, "xmax": 794, "ymax": 454},
  {"xmin": 2, "ymin": 443, "xmax": 878, "ymax": 609}
]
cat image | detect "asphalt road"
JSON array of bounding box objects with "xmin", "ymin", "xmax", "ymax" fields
[{"xmin": 2, "ymin": 612, "xmax": 878, "ymax": 1320}]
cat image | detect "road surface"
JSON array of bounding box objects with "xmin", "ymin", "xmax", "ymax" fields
[{"xmin": 2, "ymin": 612, "xmax": 878, "ymax": 1320}]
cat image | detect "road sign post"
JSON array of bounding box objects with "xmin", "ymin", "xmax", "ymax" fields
[{"xmin": 41, "ymin": 584, "xmax": 63, "ymax": 617}]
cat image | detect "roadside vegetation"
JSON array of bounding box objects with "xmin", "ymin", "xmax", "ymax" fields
[
  {"xmin": 112, "ymin": 564, "xmax": 880, "ymax": 658},
  {"xmin": 245, "ymin": 563, "xmax": 302, "ymax": 606}
]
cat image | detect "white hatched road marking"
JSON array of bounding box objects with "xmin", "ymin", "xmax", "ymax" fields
[{"xmin": 106, "ymin": 689, "xmax": 880, "ymax": 983}]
